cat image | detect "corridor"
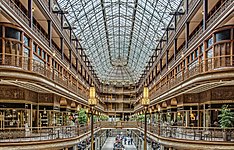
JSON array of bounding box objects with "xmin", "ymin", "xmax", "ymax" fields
[{"xmin": 102, "ymin": 137, "xmax": 137, "ymax": 150}]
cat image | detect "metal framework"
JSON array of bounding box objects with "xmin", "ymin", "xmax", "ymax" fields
[{"xmin": 57, "ymin": 0, "xmax": 181, "ymax": 85}]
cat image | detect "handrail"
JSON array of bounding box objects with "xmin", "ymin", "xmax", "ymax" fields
[
  {"xmin": 1, "ymin": 121, "xmax": 233, "ymax": 143},
  {"xmin": 3, "ymin": 0, "xmax": 30, "ymax": 25},
  {"xmin": 0, "ymin": 123, "xmax": 99, "ymax": 142},
  {"xmin": 0, "ymin": 53, "xmax": 88, "ymax": 99},
  {"xmin": 149, "ymin": 40, "xmax": 234, "ymax": 100}
]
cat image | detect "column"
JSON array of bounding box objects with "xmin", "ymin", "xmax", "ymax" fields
[
  {"xmin": 185, "ymin": 0, "xmax": 189, "ymax": 14},
  {"xmin": 60, "ymin": 37, "xmax": 64, "ymax": 60},
  {"xmin": 70, "ymin": 29, "xmax": 72, "ymax": 43},
  {"xmin": 69, "ymin": 50, "xmax": 72, "ymax": 68},
  {"xmin": 185, "ymin": 111, "xmax": 189, "ymax": 127},
  {"xmin": 203, "ymin": 0, "xmax": 208, "ymax": 31},
  {"xmin": 29, "ymin": 39, "xmax": 33, "ymax": 71},
  {"xmin": 47, "ymin": 20, "xmax": 52, "ymax": 47},
  {"xmin": 160, "ymin": 59, "xmax": 162, "ymax": 75},
  {"xmin": 203, "ymin": 104, "xmax": 206, "ymax": 127},
  {"xmin": 48, "ymin": 0, "xmax": 52, "ymax": 12},
  {"xmin": 28, "ymin": 0, "xmax": 33, "ymax": 27},
  {"xmin": 185, "ymin": 22, "xmax": 190, "ymax": 48},
  {"xmin": 174, "ymin": 16, "xmax": 177, "ymax": 31},
  {"xmin": 61, "ymin": 14, "xmax": 64, "ymax": 29},
  {"xmin": 1, "ymin": 26, "xmax": 5, "ymax": 65},
  {"xmin": 166, "ymin": 30, "xmax": 169, "ymax": 44},
  {"xmin": 76, "ymin": 58, "xmax": 79, "ymax": 73},
  {"xmin": 174, "ymin": 38, "xmax": 177, "ymax": 60},
  {"xmin": 166, "ymin": 50, "xmax": 169, "ymax": 69}
]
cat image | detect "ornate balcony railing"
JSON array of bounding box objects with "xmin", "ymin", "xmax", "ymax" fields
[
  {"xmin": 139, "ymin": 122, "xmax": 234, "ymax": 142},
  {"xmin": 150, "ymin": 39, "xmax": 234, "ymax": 100},
  {"xmin": 0, "ymin": 124, "xmax": 99, "ymax": 142},
  {"xmin": 1, "ymin": 121, "xmax": 233, "ymax": 143},
  {"xmin": 0, "ymin": 53, "xmax": 88, "ymax": 99},
  {"xmin": 2, "ymin": 0, "xmax": 30, "ymax": 25}
]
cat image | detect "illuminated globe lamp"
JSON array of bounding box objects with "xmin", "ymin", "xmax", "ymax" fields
[
  {"xmin": 141, "ymin": 86, "xmax": 150, "ymax": 150},
  {"xmin": 88, "ymin": 86, "xmax": 97, "ymax": 106},
  {"xmin": 142, "ymin": 86, "xmax": 150, "ymax": 107},
  {"xmin": 88, "ymin": 86, "xmax": 96, "ymax": 150}
]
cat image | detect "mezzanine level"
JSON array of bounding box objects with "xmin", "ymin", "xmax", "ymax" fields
[{"xmin": 0, "ymin": 121, "xmax": 234, "ymax": 150}]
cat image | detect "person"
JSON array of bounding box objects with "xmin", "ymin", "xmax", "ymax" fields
[
  {"xmin": 128, "ymin": 137, "xmax": 130, "ymax": 145},
  {"xmin": 124, "ymin": 136, "xmax": 127, "ymax": 144},
  {"xmin": 214, "ymin": 120, "xmax": 218, "ymax": 127},
  {"xmin": 130, "ymin": 137, "xmax": 133, "ymax": 145}
]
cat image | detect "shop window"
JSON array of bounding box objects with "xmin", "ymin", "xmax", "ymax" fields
[
  {"xmin": 191, "ymin": 52, "xmax": 194, "ymax": 61},
  {"xmin": 215, "ymin": 29, "xmax": 230, "ymax": 42},
  {"xmin": 46, "ymin": 55, "xmax": 49, "ymax": 63},
  {"xmin": 187, "ymin": 55, "xmax": 190, "ymax": 64},
  {"xmin": 23, "ymin": 36, "xmax": 29, "ymax": 47},
  {"xmin": 42, "ymin": 50, "xmax": 45, "ymax": 59},
  {"xmin": 207, "ymin": 49, "xmax": 213, "ymax": 58},
  {"xmin": 38, "ymin": 47, "xmax": 41, "ymax": 56},
  {"xmin": 33, "ymin": 43, "xmax": 36, "ymax": 53},
  {"xmin": 24, "ymin": 47, "xmax": 29, "ymax": 57},
  {"xmin": 33, "ymin": 54, "xmax": 44, "ymax": 64},
  {"xmin": 200, "ymin": 44, "xmax": 204, "ymax": 54},
  {"xmin": 5, "ymin": 27, "xmax": 21, "ymax": 40},
  {"xmin": 207, "ymin": 37, "xmax": 213, "ymax": 48},
  {"xmin": 195, "ymin": 49, "xmax": 198, "ymax": 58}
]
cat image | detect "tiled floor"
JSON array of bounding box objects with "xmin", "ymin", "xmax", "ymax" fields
[{"xmin": 102, "ymin": 137, "xmax": 136, "ymax": 150}]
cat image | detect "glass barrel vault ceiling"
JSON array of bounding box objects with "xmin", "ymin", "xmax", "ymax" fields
[{"xmin": 57, "ymin": 0, "xmax": 182, "ymax": 85}]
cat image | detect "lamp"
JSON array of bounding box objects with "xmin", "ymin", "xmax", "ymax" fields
[
  {"xmin": 88, "ymin": 86, "xmax": 96, "ymax": 150},
  {"xmin": 71, "ymin": 101, "xmax": 76, "ymax": 108},
  {"xmin": 88, "ymin": 86, "xmax": 97, "ymax": 106},
  {"xmin": 60, "ymin": 97, "xmax": 67, "ymax": 106},
  {"xmin": 141, "ymin": 86, "xmax": 149, "ymax": 150},
  {"xmin": 141, "ymin": 87, "xmax": 150, "ymax": 106}
]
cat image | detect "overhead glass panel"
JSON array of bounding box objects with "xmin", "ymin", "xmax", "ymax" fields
[{"xmin": 57, "ymin": 0, "xmax": 182, "ymax": 85}]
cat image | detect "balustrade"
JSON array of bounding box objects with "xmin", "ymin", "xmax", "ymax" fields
[
  {"xmin": 0, "ymin": 53, "xmax": 87, "ymax": 99},
  {"xmin": 1, "ymin": 121, "xmax": 232, "ymax": 143},
  {"xmin": 150, "ymin": 37, "xmax": 233, "ymax": 100},
  {"xmin": 2, "ymin": 0, "xmax": 29, "ymax": 25}
]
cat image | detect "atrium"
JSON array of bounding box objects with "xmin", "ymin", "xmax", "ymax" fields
[{"xmin": 0, "ymin": 0, "xmax": 233, "ymax": 150}]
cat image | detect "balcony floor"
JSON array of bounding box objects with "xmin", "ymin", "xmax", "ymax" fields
[{"xmin": 102, "ymin": 137, "xmax": 136, "ymax": 150}]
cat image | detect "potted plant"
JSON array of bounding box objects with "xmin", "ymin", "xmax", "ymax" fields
[
  {"xmin": 218, "ymin": 105, "xmax": 234, "ymax": 141},
  {"xmin": 77, "ymin": 108, "xmax": 87, "ymax": 126}
]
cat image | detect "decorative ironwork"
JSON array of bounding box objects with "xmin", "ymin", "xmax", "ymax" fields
[{"xmin": 57, "ymin": 0, "xmax": 182, "ymax": 84}]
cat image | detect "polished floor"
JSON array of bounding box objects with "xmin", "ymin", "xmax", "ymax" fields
[{"xmin": 102, "ymin": 137, "xmax": 136, "ymax": 150}]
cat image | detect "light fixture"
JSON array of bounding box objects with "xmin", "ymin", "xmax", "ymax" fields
[
  {"xmin": 60, "ymin": 97, "xmax": 67, "ymax": 106},
  {"xmin": 158, "ymin": 106, "xmax": 161, "ymax": 112},
  {"xmin": 171, "ymin": 98, "xmax": 177, "ymax": 106},
  {"xmin": 88, "ymin": 86, "xmax": 97, "ymax": 106},
  {"xmin": 149, "ymin": 108, "xmax": 152, "ymax": 113},
  {"xmin": 141, "ymin": 86, "xmax": 150, "ymax": 106},
  {"xmin": 162, "ymin": 102, "xmax": 167, "ymax": 108},
  {"xmin": 71, "ymin": 101, "xmax": 76, "ymax": 108}
]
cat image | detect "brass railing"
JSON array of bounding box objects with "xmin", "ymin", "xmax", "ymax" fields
[
  {"xmin": 0, "ymin": 124, "xmax": 99, "ymax": 142},
  {"xmin": 1, "ymin": 121, "xmax": 233, "ymax": 143},
  {"xmin": 139, "ymin": 122, "xmax": 234, "ymax": 142},
  {"xmin": 0, "ymin": 53, "xmax": 88, "ymax": 99},
  {"xmin": 3, "ymin": 0, "xmax": 30, "ymax": 25},
  {"xmin": 206, "ymin": 0, "xmax": 233, "ymax": 27},
  {"xmin": 32, "ymin": 24, "xmax": 49, "ymax": 46},
  {"xmin": 150, "ymin": 40, "xmax": 234, "ymax": 100}
]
